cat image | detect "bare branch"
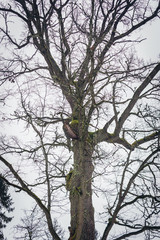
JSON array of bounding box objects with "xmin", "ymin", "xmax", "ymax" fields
[
  {"xmin": 115, "ymin": 62, "xmax": 160, "ymax": 135},
  {"xmin": 0, "ymin": 155, "xmax": 61, "ymax": 240}
]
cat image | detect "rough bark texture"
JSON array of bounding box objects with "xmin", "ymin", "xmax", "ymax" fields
[{"xmin": 68, "ymin": 140, "xmax": 95, "ymax": 240}]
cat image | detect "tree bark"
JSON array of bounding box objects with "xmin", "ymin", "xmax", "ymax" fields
[{"xmin": 68, "ymin": 140, "xmax": 95, "ymax": 240}]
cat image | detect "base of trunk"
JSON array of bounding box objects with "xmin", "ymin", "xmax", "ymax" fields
[{"xmin": 68, "ymin": 140, "xmax": 95, "ymax": 239}]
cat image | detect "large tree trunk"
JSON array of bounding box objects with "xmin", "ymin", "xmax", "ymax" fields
[{"xmin": 68, "ymin": 140, "xmax": 95, "ymax": 240}]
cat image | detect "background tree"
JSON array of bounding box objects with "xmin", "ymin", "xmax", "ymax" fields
[
  {"xmin": 13, "ymin": 205, "xmax": 64, "ymax": 240},
  {"xmin": 0, "ymin": 0, "xmax": 160, "ymax": 239},
  {"xmin": 0, "ymin": 178, "xmax": 14, "ymax": 240}
]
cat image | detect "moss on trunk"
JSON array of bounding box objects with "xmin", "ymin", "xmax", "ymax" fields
[{"xmin": 68, "ymin": 140, "xmax": 95, "ymax": 240}]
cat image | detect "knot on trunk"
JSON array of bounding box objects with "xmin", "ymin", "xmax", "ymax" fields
[{"xmin": 63, "ymin": 120, "xmax": 79, "ymax": 140}]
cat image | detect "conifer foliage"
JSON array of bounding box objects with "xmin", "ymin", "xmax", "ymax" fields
[{"xmin": 0, "ymin": 178, "xmax": 14, "ymax": 239}]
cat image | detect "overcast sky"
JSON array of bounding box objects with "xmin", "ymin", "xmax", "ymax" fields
[{"xmin": 134, "ymin": 20, "xmax": 160, "ymax": 61}]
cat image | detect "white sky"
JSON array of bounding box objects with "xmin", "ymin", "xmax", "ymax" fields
[{"xmin": 134, "ymin": 20, "xmax": 160, "ymax": 61}]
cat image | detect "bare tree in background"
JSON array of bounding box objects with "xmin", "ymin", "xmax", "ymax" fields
[
  {"xmin": 13, "ymin": 205, "xmax": 64, "ymax": 240},
  {"xmin": 0, "ymin": 0, "xmax": 160, "ymax": 239}
]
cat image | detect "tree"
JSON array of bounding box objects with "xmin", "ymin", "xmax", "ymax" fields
[
  {"xmin": 13, "ymin": 205, "xmax": 64, "ymax": 240},
  {"xmin": 0, "ymin": 0, "xmax": 160, "ymax": 239},
  {"xmin": 0, "ymin": 178, "xmax": 14, "ymax": 240}
]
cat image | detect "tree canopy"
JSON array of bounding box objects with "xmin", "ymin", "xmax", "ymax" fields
[{"xmin": 0, "ymin": 0, "xmax": 160, "ymax": 239}]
